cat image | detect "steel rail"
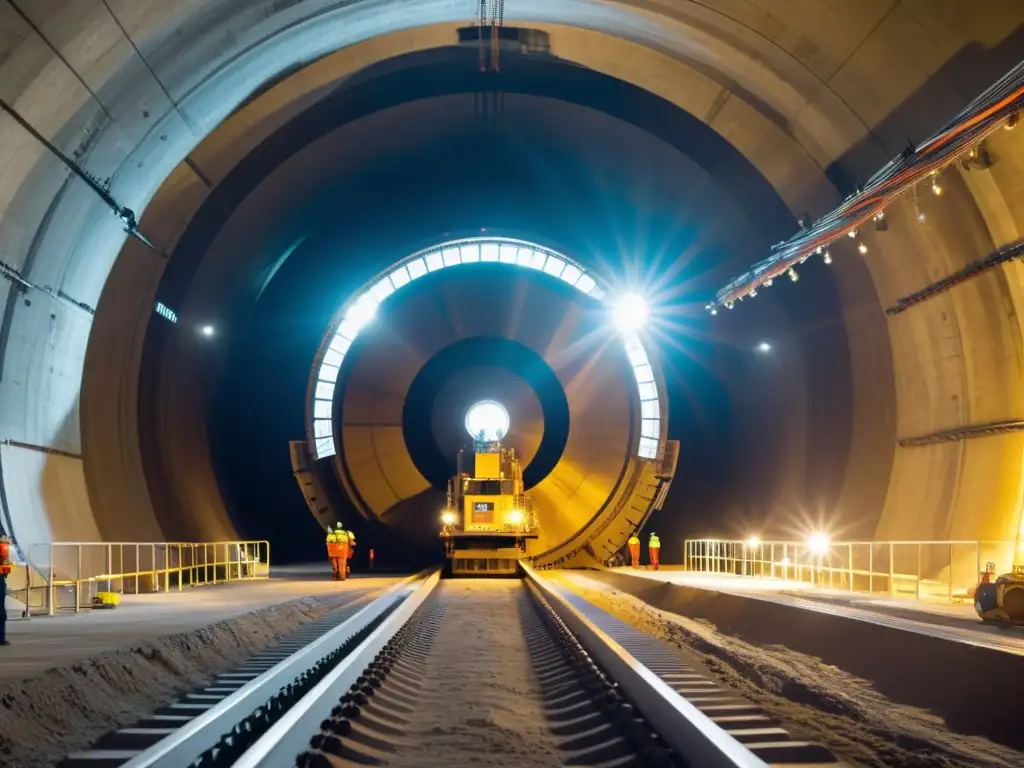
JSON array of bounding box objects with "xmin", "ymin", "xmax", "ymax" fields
[
  {"xmin": 232, "ymin": 569, "xmax": 442, "ymax": 766},
  {"xmin": 521, "ymin": 563, "xmax": 768, "ymax": 768},
  {"xmin": 234, "ymin": 565, "xmax": 767, "ymax": 768},
  {"xmin": 121, "ymin": 570, "xmax": 433, "ymax": 768}
]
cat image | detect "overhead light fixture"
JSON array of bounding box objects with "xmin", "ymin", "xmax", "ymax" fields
[
  {"xmin": 710, "ymin": 307, "xmax": 718, "ymax": 316},
  {"xmin": 917, "ymin": 211, "xmax": 926, "ymax": 222},
  {"xmin": 749, "ymin": 289, "xmax": 758, "ymax": 297},
  {"xmin": 441, "ymin": 511, "xmax": 456, "ymax": 526},
  {"xmin": 155, "ymin": 302, "xmax": 178, "ymax": 323},
  {"xmin": 345, "ymin": 294, "xmax": 379, "ymax": 332},
  {"xmin": 823, "ymin": 250, "xmax": 832, "ymax": 265},
  {"xmin": 756, "ymin": 341, "xmax": 771, "ymax": 353},
  {"xmin": 931, "ymin": 181, "xmax": 942, "ymax": 196},
  {"xmin": 858, "ymin": 242, "xmax": 868, "ymax": 255},
  {"xmin": 745, "ymin": 536, "xmax": 761, "ymax": 549},
  {"xmin": 807, "ymin": 532, "xmax": 830, "ymax": 556},
  {"xmin": 1005, "ymin": 112, "xmax": 1018, "ymax": 130},
  {"xmin": 612, "ymin": 292, "xmax": 650, "ymax": 332},
  {"xmin": 199, "ymin": 325, "xmax": 215, "ymax": 338},
  {"xmin": 465, "ymin": 400, "xmax": 510, "ymax": 442},
  {"xmin": 765, "ymin": 278, "xmax": 773, "ymax": 287},
  {"xmin": 847, "ymin": 229, "xmax": 857, "ymax": 238},
  {"xmin": 788, "ymin": 268, "xmax": 798, "ymax": 282}
]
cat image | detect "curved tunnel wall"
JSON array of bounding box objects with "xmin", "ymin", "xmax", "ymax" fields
[
  {"xmin": 330, "ymin": 266, "xmax": 648, "ymax": 555},
  {"xmin": 306, "ymin": 236, "xmax": 663, "ymax": 462},
  {"xmin": 0, "ymin": 2, "xmax": 1017, "ymax": 563}
]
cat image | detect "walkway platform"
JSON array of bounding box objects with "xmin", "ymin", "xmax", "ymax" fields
[
  {"xmin": 1, "ymin": 565, "xmax": 400, "ymax": 679},
  {"xmin": 606, "ymin": 567, "xmax": 1024, "ymax": 655}
]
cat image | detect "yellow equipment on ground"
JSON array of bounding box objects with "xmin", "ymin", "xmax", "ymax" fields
[
  {"xmin": 93, "ymin": 591, "xmax": 121, "ymax": 608},
  {"xmin": 440, "ymin": 437, "xmax": 538, "ymax": 576}
]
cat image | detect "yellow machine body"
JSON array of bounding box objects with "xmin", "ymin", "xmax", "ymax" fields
[{"xmin": 440, "ymin": 440, "xmax": 538, "ymax": 576}]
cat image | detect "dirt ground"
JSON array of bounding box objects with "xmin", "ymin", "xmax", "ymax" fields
[
  {"xmin": 0, "ymin": 595, "xmax": 338, "ymax": 768},
  {"xmin": 381, "ymin": 580, "xmax": 565, "ymax": 767},
  {"xmin": 554, "ymin": 572, "xmax": 1024, "ymax": 768}
]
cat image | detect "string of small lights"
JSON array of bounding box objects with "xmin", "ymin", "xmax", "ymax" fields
[{"xmin": 707, "ymin": 61, "xmax": 1024, "ymax": 315}]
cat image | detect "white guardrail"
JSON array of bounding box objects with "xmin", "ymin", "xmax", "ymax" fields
[
  {"xmin": 684, "ymin": 538, "xmax": 1020, "ymax": 604},
  {"xmin": 8, "ymin": 540, "xmax": 270, "ymax": 616}
]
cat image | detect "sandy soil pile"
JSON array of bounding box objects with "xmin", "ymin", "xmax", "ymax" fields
[
  {"xmin": 558, "ymin": 573, "xmax": 1024, "ymax": 768},
  {"xmin": 386, "ymin": 580, "xmax": 563, "ymax": 767},
  {"xmin": 0, "ymin": 595, "xmax": 335, "ymax": 768}
]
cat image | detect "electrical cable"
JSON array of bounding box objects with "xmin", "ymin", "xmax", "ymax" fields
[{"xmin": 711, "ymin": 62, "xmax": 1024, "ymax": 309}]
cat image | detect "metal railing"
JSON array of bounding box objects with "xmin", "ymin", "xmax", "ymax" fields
[
  {"xmin": 684, "ymin": 538, "xmax": 1019, "ymax": 605},
  {"xmin": 7, "ymin": 540, "xmax": 270, "ymax": 617}
]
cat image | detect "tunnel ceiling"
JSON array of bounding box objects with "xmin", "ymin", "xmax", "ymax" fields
[{"xmin": 0, "ymin": 2, "xmax": 1021, "ymax": 565}]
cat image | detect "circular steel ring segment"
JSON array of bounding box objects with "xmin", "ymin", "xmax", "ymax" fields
[{"xmin": 304, "ymin": 238, "xmax": 669, "ymax": 564}]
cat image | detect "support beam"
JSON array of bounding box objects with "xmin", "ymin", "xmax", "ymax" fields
[
  {"xmin": 886, "ymin": 240, "xmax": 1024, "ymax": 315},
  {"xmin": 897, "ymin": 420, "xmax": 1024, "ymax": 448}
]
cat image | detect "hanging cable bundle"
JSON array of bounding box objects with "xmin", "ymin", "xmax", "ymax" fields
[{"xmin": 711, "ymin": 61, "xmax": 1024, "ymax": 310}]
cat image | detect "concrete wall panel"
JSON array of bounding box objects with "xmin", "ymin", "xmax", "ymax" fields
[{"xmin": 0, "ymin": 443, "xmax": 99, "ymax": 564}]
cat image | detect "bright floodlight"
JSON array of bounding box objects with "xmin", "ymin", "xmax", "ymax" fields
[
  {"xmin": 757, "ymin": 341, "xmax": 772, "ymax": 353},
  {"xmin": 465, "ymin": 400, "xmax": 510, "ymax": 442},
  {"xmin": 612, "ymin": 292, "xmax": 649, "ymax": 333},
  {"xmin": 441, "ymin": 511, "xmax": 456, "ymax": 526},
  {"xmin": 807, "ymin": 532, "xmax": 831, "ymax": 555},
  {"xmin": 199, "ymin": 325, "xmax": 215, "ymax": 338},
  {"xmin": 345, "ymin": 294, "xmax": 379, "ymax": 332}
]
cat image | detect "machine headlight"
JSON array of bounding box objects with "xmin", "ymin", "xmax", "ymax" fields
[
  {"xmin": 441, "ymin": 511, "xmax": 456, "ymax": 526},
  {"xmin": 506, "ymin": 510, "xmax": 523, "ymax": 526}
]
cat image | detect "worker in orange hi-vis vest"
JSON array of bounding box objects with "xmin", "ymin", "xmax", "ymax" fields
[
  {"xmin": 325, "ymin": 525, "xmax": 348, "ymax": 581},
  {"xmin": 0, "ymin": 536, "xmax": 11, "ymax": 645},
  {"xmin": 648, "ymin": 532, "xmax": 661, "ymax": 571},
  {"xmin": 627, "ymin": 534, "xmax": 641, "ymax": 568}
]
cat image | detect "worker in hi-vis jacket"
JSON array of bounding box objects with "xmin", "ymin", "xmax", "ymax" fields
[
  {"xmin": 325, "ymin": 525, "xmax": 348, "ymax": 581},
  {"xmin": 627, "ymin": 533, "xmax": 641, "ymax": 568},
  {"xmin": 648, "ymin": 532, "xmax": 661, "ymax": 571}
]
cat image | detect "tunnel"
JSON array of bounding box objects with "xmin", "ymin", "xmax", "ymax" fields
[{"xmin": 0, "ymin": 2, "xmax": 1022, "ymax": 577}]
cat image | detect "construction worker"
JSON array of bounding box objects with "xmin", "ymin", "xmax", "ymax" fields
[
  {"xmin": 345, "ymin": 530, "xmax": 356, "ymax": 577},
  {"xmin": 0, "ymin": 536, "xmax": 12, "ymax": 645},
  {"xmin": 648, "ymin": 532, "xmax": 661, "ymax": 571},
  {"xmin": 627, "ymin": 533, "xmax": 641, "ymax": 568},
  {"xmin": 325, "ymin": 525, "xmax": 347, "ymax": 581}
]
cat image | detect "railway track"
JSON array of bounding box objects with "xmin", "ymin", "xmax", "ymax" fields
[
  {"xmin": 81, "ymin": 567, "xmax": 841, "ymax": 768},
  {"xmin": 59, "ymin": 584, "xmax": 399, "ymax": 768}
]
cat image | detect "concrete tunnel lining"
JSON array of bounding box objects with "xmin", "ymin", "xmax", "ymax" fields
[{"xmin": 0, "ymin": 1, "xmax": 1019, "ymax": 561}]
